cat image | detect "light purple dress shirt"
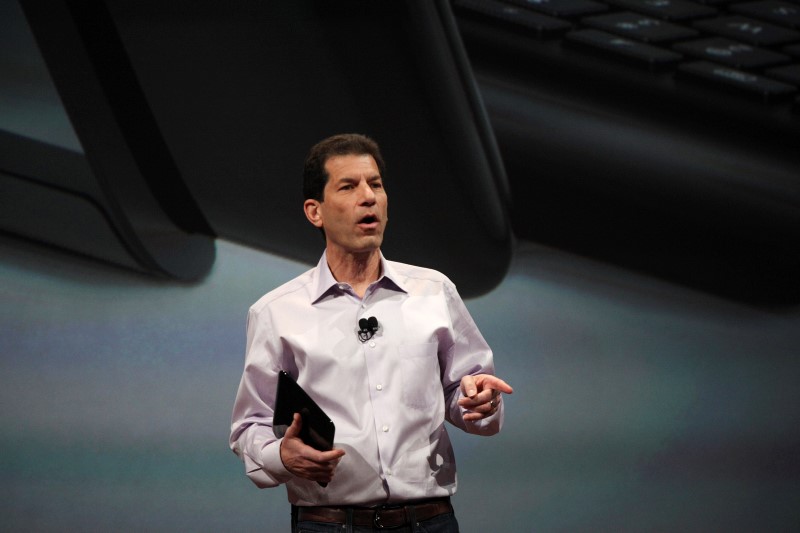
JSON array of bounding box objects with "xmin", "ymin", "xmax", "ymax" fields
[{"xmin": 229, "ymin": 252, "xmax": 503, "ymax": 507}]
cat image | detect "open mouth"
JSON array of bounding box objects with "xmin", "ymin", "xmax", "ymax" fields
[{"xmin": 357, "ymin": 214, "xmax": 379, "ymax": 229}]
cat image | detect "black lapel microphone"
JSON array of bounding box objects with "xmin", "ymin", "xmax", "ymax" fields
[{"xmin": 357, "ymin": 316, "xmax": 379, "ymax": 342}]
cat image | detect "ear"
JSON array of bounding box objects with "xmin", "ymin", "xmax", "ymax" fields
[{"xmin": 303, "ymin": 199, "xmax": 323, "ymax": 228}]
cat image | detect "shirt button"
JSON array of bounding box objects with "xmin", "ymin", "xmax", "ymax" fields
[
  {"xmin": 376, "ymin": 384, "xmax": 383, "ymax": 391},
  {"xmin": 386, "ymin": 469, "xmax": 393, "ymax": 476},
  {"xmin": 369, "ymin": 341, "xmax": 376, "ymax": 348},
  {"xmin": 382, "ymin": 425, "xmax": 389, "ymax": 432}
]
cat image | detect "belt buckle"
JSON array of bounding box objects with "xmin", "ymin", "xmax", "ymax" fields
[
  {"xmin": 373, "ymin": 506, "xmax": 400, "ymax": 529},
  {"xmin": 373, "ymin": 508, "xmax": 388, "ymax": 529}
]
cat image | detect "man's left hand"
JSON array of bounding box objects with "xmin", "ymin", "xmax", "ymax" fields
[{"xmin": 457, "ymin": 374, "xmax": 513, "ymax": 421}]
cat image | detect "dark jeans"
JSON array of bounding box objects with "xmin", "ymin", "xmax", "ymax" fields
[{"xmin": 293, "ymin": 511, "xmax": 459, "ymax": 533}]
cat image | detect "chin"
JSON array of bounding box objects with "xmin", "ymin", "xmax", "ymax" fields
[{"xmin": 355, "ymin": 236, "xmax": 383, "ymax": 252}]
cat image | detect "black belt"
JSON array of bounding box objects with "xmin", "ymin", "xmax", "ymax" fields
[{"xmin": 295, "ymin": 497, "xmax": 453, "ymax": 529}]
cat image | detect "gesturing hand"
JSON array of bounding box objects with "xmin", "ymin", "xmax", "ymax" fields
[
  {"xmin": 457, "ymin": 374, "xmax": 514, "ymax": 421},
  {"xmin": 279, "ymin": 413, "xmax": 345, "ymax": 484}
]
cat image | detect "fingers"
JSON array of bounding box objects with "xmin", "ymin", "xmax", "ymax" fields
[
  {"xmin": 458, "ymin": 389, "xmax": 493, "ymax": 408},
  {"xmin": 461, "ymin": 393, "xmax": 502, "ymax": 421},
  {"xmin": 480, "ymin": 374, "xmax": 514, "ymax": 395},
  {"xmin": 459, "ymin": 391, "xmax": 501, "ymax": 412},
  {"xmin": 281, "ymin": 440, "xmax": 344, "ymax": 482},
  {"xmin": 458, "ymin": 374, "xmax": 513, "ymax": 421},
  {"xmin": 297, "ymin": 449, "xmax": 344, "ymax": 483},
  {"xmin": 280, "ymin": 412, "xmax": 345, "ymax": 483},
  {"xmin": 314, "ymin": 447, "xmax": 346, "ymax": 463},
  {"xmin": 460, "ymin": 374, "xmax": 514, "ymax": 399}
]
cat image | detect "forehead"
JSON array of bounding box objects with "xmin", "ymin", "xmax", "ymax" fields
[{"xmin": 324, "ymin": 154, "xmax": 380, "ymax": 182}]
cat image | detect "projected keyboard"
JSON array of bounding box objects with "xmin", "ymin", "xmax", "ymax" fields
[
  {"xmin": 454, "ymin": 0, "xmax": 800, "ymax": 107},
  {"xmin": 451, "ymin": 0, "xmax": 800, "ymax": 305}
]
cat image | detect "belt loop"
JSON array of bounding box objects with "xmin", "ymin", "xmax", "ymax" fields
[
  {"xmin": 406, "ymin": 504, "xmax": 417, "ymax": 532},
  {"xmin": 345, "ymin": 507, "xmax": 354, "ymax": 533},
  {"xmin": 291, "ymin": 505, "xmax": 298, "ymax": 533}
]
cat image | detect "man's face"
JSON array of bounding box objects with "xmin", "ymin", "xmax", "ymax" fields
[{"xmin": 306, "ymin": 154, "xmax": 388, "ymax": 255}]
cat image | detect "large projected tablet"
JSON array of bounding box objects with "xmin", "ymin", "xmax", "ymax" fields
[{"xmin": 17, "ymin": 0, "xmax": 512, "ymax": 296}]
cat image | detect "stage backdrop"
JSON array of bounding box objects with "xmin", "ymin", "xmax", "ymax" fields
[{"xmin": 1, "ymin": 235, "xmax": 799, "ymax": 532}]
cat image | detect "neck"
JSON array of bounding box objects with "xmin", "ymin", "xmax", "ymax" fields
[{"xmin": 326, "ymin": 247, "xmax": 382, "ymax": 296}]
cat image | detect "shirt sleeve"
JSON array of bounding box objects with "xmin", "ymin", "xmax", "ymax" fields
[
  {"xmin": 439, "ymin": 281, "xmax": 505, "ymax": 436},
  {"xmin": 229, "ymin": 306, "xmax": 294, "ymax": 488}
]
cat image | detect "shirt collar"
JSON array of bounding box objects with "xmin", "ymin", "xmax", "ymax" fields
[{"xmin": 311, "ymin": 250, "xmax": 408, "ymax": 304}]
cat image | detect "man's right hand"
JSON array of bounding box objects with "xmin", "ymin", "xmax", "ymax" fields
[{"xmin": 279, "ymin": 413, "xmax": 345, "ymax": 484}]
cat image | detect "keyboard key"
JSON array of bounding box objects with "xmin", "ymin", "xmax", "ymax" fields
[
  {"xmin": 566, "ymin": 28, "xmax": 683, "ymax": 69},
  {"xmin": 692, "ymin": 0, "xmax": 738, "ymax": 5},
  {"xmin": 673, "ymin": 37, "xmax": 791, "ymax": 67},
  {"xmin": 604, "ymin": 0, "xmax": 717, "ymax": 21},
  {"xmin": 678, "ymin": 60, "xmax": 797, "ymax": 101},
  {"xmin": 505, "ymin": 0, "xmax": 608, "ymax": 18},
  {"xmin": 785, "ymin": 43, "xmax": 800, "ymax": 56},
  {"xmin": 583, "ymin": 11, "xmax": 699, "ymax": 42},
  {"xmin": 694, "ymin": 15, "xmax": 800, "ymax": 46},
  {"xmin": 454, "ymin": 0, "xmax": 573, "ymax": 38},
  {"xmin": 766, "ymin": 63, "xmax": 800, "ymax": 85},
  {"xmin": 731, "ymin": 1, "xmax": 800, "ymax": 30}
]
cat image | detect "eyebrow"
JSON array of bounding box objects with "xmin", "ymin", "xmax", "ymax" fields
[{"xmin": 335, "ymin": 175, "xmax": 382, "ymax": 184}]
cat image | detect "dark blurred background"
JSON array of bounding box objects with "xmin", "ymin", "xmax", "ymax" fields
[{"xmin": 1, "ymin": 0, "xmax": 799, "ymax": 531}]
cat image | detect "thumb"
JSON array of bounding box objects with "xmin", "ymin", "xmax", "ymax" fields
[
  {"xmin": 284, "ymin": 412, "xmax": 303, "ymax": 439},
  {"xmin": 460, "ymin": 375, "xmax": 478, "ymax": 398}
]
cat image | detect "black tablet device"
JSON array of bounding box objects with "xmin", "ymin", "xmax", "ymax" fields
[{"xmin": 273, "ymin": 370, "xmax": 335, "ymax": 454}]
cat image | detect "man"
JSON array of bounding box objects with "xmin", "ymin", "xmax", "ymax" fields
[{"xmin": 230, "ymin": 133, "xmax": 512, "ymax": 532}]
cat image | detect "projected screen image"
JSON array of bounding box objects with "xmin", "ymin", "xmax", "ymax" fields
[{"xmin": 1, "ymin": 1, "xmax": 798, "ymax": 530}]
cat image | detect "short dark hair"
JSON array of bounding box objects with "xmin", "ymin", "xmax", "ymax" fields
[{"xmin": 303, "ymin": 133, "xmax": 386, "ymax": 201}]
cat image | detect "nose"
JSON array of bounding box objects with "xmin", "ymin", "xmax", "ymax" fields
[{"xmin": 358, "ymin": 180, "xmax": 376, "ymax": 205}]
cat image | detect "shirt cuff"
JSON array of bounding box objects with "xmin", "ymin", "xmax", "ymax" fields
[{"xmin": 261, "ymin": 439, "xmax": 294, "ymax": 484}]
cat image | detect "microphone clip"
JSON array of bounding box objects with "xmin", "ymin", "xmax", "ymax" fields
[{"xmin": 358, "ymin": 316, "xmax": 379, "ymax": 343}]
